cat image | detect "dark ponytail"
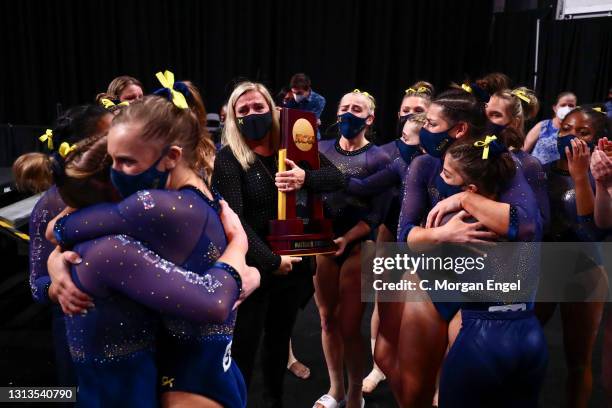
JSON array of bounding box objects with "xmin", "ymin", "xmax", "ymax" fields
[
  {"xmin": 433, "ymin": 89, "xmax": 488, "ymax": 140},
  {"xmin": 447, "ymin": 137, "xmax": 516, "ymax": 197}
]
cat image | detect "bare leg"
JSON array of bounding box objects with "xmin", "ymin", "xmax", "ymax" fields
[
  {"xmin": 560, "ymin": 301, "xmax": 605, "ymax": 408},
  {"xmin": 314, "ymin": 254, "xmax": 345, "ymax": 407},
  {"xmin": 603, "ymin": 304, "xmax": 612, "ymax": 407},
  {"xmin": 287, "ymin": 338, "xmax": 311, "ymax": 379},
  {"xmin": 338, "ymin": 246, "xmax": 367, "ymax": 408},
  {"xmin": 363, "ymin": 303, "xmax": 386, "ymax": 394},
  {"xmin": 162, "ymin": 392, "xmax": 223, "ymax": 408},
  {"xmin": 396, "ymin": 272, "xmax": 448, "ymax": 408}
]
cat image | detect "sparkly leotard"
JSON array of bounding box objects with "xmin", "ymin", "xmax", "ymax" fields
[
  {"xmin": 346, "ymin": 139, "xmax": 421, "ymax": 235},
  {"xmin": 319, "ymin": 138, "xmax": 392, "ymax": 241},
  {"xmin": 513, "ymin": 150, "xmax": 550, "ymax": 232},
  {"xmin": 397, "ymin": 153, "xmax": 541, "ymax": 321},
  {"xmin": 54, "ymin": 187, "xmax": 245, "ymax": 407},
  {"xmin": 29, "ymin": 185, "xmax": 76, "ymax": 385},
  {"xmin": 545, "ymin": 165, "xmax": 607, "ymax": 273}
]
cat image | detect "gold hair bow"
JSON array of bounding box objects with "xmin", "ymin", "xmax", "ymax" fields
[
  {"xmin": 405, "ymin": 86, "xmax": 428, "ymax": 94},
  {"xmin": 39, "ymin": 129, "xmax": 54, "ymax": 149},
  {"xmin": 353, "ymin": 88, "xmax": 373, "ymax": 98},
  {"xmin": 155, "ymin": 70, "xmax": 189, "ymax": 109},
  {"xmin": 593, "ymin": 107, "xmax": 604, "ymax": 114},
  {"xmin": 473, "ymin": 135, "xmax": 497, "ymax": 160},
  {"xmin": 461, "ymin": 83, "xmax": 473, "ymax": 94},
  {"xmin": 511, "ymin": 89, "xmax": 531, "ymax": 103},
  {"xmin": 100, "ymin": 98, "xmax": 129, "ymax": 110},
  {"xmin": 58, "ymin": 142, "xmax": 77, "ymax": 158},
  {"xmin": 352, "ymin": 89, "xmax": 376, "ymax": 108}
]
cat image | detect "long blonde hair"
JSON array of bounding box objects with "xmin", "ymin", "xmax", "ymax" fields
[{"xmin": 222, "ymin": 81, "xmax": 280, "ymax": 170}]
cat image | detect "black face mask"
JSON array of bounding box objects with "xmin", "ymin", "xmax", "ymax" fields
[{"xmin": 237, "ymin": 111, "xmax": 273, "ymax": 141}]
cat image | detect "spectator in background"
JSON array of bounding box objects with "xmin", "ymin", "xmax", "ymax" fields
[
  {"xmin": 95, "ymin": 75, "xmax": 144, "ymax": 104},
  {"xmin": 523, "ymin": 91, "xmax": 577, "ymax": 165},
  {"xmin": 282, "ymin": 73, "xmax": 326, "ymax": 139},
  {"xmin": 211, "ymin": 104, "xmax": 228, "ymax": 148}
]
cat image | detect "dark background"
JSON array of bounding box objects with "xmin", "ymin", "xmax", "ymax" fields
[{"xmin": 0, "ymin": 0, "xmax": 611, "ymax": 149}]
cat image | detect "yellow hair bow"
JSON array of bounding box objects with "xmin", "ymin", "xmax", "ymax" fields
[
  {"xmin": 405, "ymin": 86, "xmax": 428, "ymax": 94},
  {"xmin": 58, "ymin": 142, "xmax": 77, "ymax": 158},
  {"xmin": 39, "ymin": 129, "xmax": 54, "ymax": 149},
  {"xmin": 352, "ymin": 89, "xmax": 376, "ymax": 108},
  {"xmin": 353, "ymin": 88, "xmax": 373, "ymax": 98},
  {"xmin": 155, "ymin": 70, "xmax": 189, "ymax": 109},
  {"xmin": 100, "ymin": 98, "xmax": 129, "ymax": 110},
  {"xmin": 461, "ymin": 84, "xmax": 473, "ymax": 94},
  {"xmin": 473, "ymin": 135, "xmax": 497, "ymax": 160},
  {"xmin": 593, "ymin": 107, "xmax": 604, "ymax": 114},
  {"xmin": 511, "ymin": 89, "xmax": 531, "ymax": 103}
]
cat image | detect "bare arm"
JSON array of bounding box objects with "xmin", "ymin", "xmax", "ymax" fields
[{"xmin": 523, "ymin": 121, "xmax": 543, "ymax": 152}]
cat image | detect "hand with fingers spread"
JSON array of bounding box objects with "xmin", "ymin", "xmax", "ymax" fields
[
  {"xmin": 274, "ymin": 255, "xmax": 302, "ymax": 275},
  {"xmin": 275, "ymin": 158, "xmax": 306, "ymax": 192},
  {"xmin": 597, "ymin": 137, "xmax": 612, "ymax": 157},
  {"xmin": 426, "ymin": 193, "xmax": 467, "ymax": 228},
  {"xmin": 47, "ymin": 247, "xmax": 93, "ymax": 315},
  {"xmin": 591, "ymin": 138, "xmax": 612, "ymax": 186},
  {"xmin": 435, "ymin": 210, "xmax": 498, "ymax": 243},
  {"xmin": 567, "ymin": 138, "xmax": 591, "ymax": 182}
]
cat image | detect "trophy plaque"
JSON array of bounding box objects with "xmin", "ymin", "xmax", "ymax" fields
[{"xmin": 267, "ymin": 108, "xmax": 337, "ymax": 256}]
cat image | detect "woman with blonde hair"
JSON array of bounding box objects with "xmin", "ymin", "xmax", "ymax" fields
[
  {"xmin": 212, "ymin": 81, "xmax": 345, "ymax": 408},
  {"xmin": 313, "ymin": 89, "xmax": 392, "ymax": 408}
]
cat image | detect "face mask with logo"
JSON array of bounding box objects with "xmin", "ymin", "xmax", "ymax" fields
[
  {"xmin": 294, "ymin": 93, "xmax": 307, "ymax": 103},
  {"xmin": 556, "ymin": 106, "xmax": 572, "ymax": 121},
  {"xmin": 237, "ymin": 111, "xmax": 273, "ymax": 141},
  {"xmin": 419, "ymin": 126, "xmax": 455, "ymax": 158},
  {"xmin": 110, "ymin": 150, "xmax": 170, "ymax": 198},
  {"xmin": 338, "ymin": 112, "xmax": 368, "ymax": 140}
]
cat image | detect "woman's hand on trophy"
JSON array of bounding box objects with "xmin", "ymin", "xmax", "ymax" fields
[
  {"xmin": 276, "ymin": 159, "xmax": 306, "ymax": 192},
  {"xmin": 274, "ymin": 255, "xmax": 303, "ymax": 275}
]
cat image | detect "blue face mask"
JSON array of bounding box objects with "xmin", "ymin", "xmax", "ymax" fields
[
  {"xmin": 485, "ymin": 121, "xmax": 507, "ymax": 137},
  {"xmin": 557, "ymin": 134, "xmax": 594, "ymax": 161},
  {"xmin": 419, "ymin": 126, "xmax": 455, "ymax": 158},
  {"xmin": 395, "ymin": 140, "xmax": 421, "ymax": 164},
  {"xmin": 338, "ymin": 112, "xmax": 368, "ymax": 139},
  {"xmin": 556, "ymin": 135, "xmax": 576, "ymax": 161},
  {"xmin": 110, "ymin": 151, "xmax": 170, "ymax": 198},
  {"xmin": 435, "ymin": 174, "xmax": 463, "ymax": 198}
]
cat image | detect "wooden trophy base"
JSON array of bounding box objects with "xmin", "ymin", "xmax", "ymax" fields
[{"xmin": 268, "ymin": 218, "xmax": 337, "ymax": 256}]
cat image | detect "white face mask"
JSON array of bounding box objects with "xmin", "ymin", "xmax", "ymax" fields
[
  {"xmin": 294, "ymin": 93, "xmax": 307, "ymax": 103},
  {"xmin": 556, "ymin": 106, "xmax": 572, "ymax": 120}
]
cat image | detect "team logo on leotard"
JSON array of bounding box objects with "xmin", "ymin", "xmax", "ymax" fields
[
  {"xmin": 223, "ymin": 341, "xmax": 233, "ymax": 372},
  {"xmin": 161, "ymin": 376, "xmax": 175, "ymax": 388}
]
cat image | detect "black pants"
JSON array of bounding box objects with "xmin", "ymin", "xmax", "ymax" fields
[{"xmin": 232, "ymin": 262, "xmax": 314, "ymax": 408}]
